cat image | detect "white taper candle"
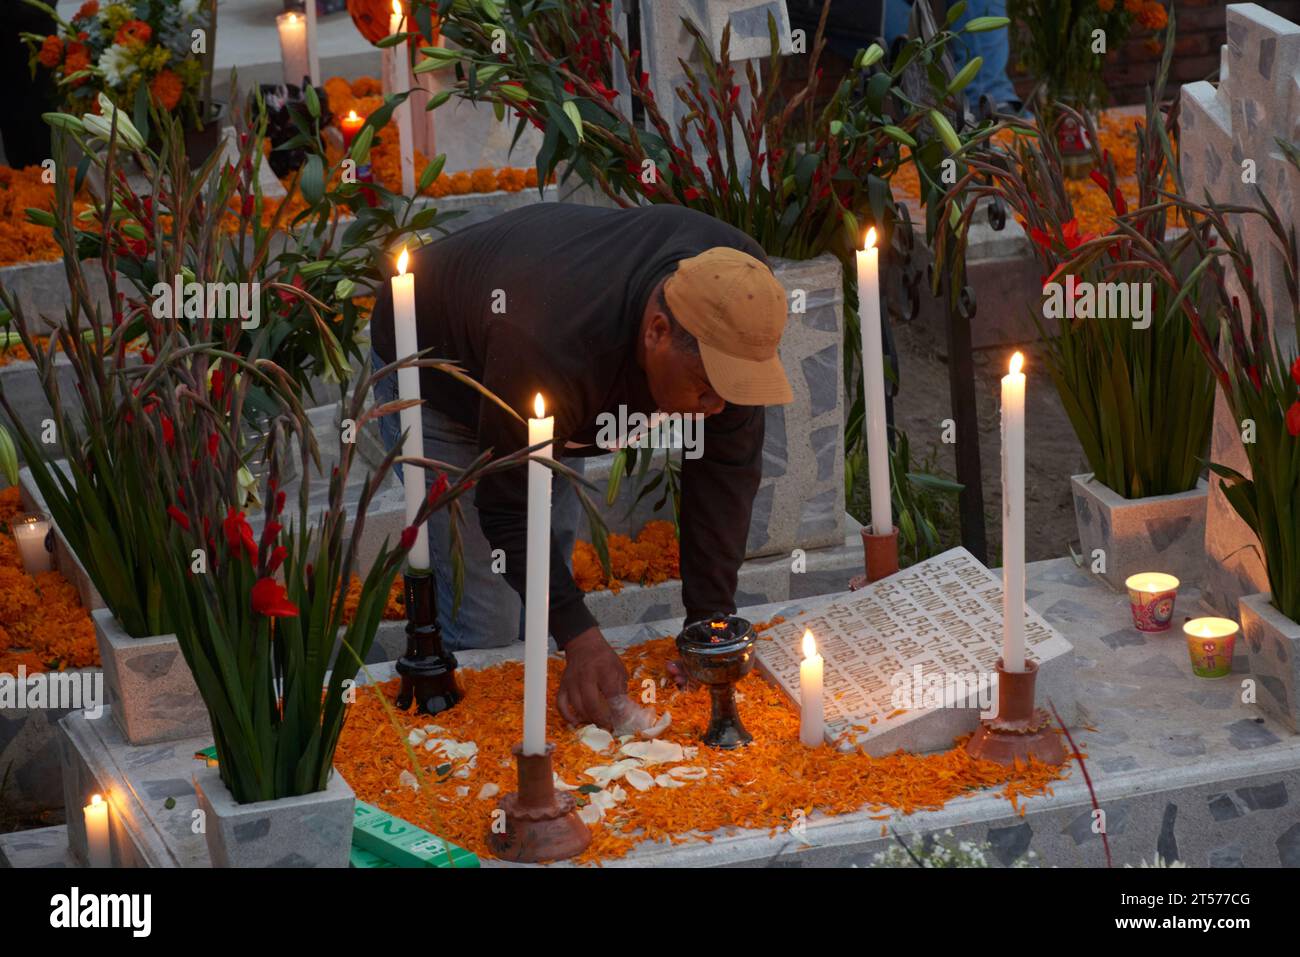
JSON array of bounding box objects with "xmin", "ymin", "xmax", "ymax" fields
[
  {"xmin": 1001, "ymin": 352, "xmax": 1026, "ymax": 673},
  {"xmin": 391, "ymin": 246, "xmax": 430, "ymax": 571},
  {"xmin": 857, "ymin": 228, "xmax": 892, "ymax": 536},
  {"xmin": 522, "ymin": 394, "xmax": 554, "ymax": 756}
]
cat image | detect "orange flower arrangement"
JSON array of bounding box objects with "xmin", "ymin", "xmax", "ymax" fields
[
  {"xmin": 76, "ymin": 0, "xmax": 99, "ymax": 18},
  {"xmin": 37, "ymin": 35, "xmax": 63, "ymax": 69},
  {"xmin": 572, "ymin": 520, "xmax": 680, "ymax": 593},
  {"xmin": 334, "ymin": 631, "xmax": 1072, "ymax": 862},
  {"xmin": 0, "ymin": 487, "xmax": 100, "ymax": 674},
  {"xmin": 150, "ymin": 69, "xmax": 183, "ymax": 111},
  {"xmin": 114, "ymin": 19, "xmax": 153, "ymax": 48},
  {"xmin": 62, "ymin": 42, "xmax": 91, "ymax": 83}
]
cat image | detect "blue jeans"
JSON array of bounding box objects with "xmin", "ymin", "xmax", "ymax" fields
[
  {"xmin": 371, "ymin": 353, "xmax": 585, "ymax": 651},
  {"xmin": 884, "ymin": 0, "xmax": 1017, "ymax": 108}
]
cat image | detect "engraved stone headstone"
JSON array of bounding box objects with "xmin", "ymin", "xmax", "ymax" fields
[
  {"xmin": 1180, "ymin": 3, "xmax": 1300, "ymax": 614},
  {"xmin": 755, "ymin": 548, "xmax": 1075, "ymax": 755}
]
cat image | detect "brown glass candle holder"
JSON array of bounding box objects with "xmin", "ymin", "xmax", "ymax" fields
[
  {"xmin": 676, "ymin": 616, "xmax": 757, "ymax": 749},
  {"xmin": 394, "ymin": 570, "xmax": 462, "ymax": 716}
]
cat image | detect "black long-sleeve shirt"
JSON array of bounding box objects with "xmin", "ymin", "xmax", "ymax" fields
[{"xmin": 370, "ymin": 203, "xmax": 766, "ymax": 647}]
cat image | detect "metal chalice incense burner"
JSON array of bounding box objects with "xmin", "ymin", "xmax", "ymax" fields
[{"xmin": 676, "ymin": 616, "xmax": 757, "ymax": 749}]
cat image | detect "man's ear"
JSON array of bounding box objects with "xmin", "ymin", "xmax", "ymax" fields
[{"xmin": 644, "ymin": 310, "xmax": 672, "ymax": 348}]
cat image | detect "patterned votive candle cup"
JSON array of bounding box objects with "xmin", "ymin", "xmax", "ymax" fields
[
  {"xmin": 1124, "ymin": 572, "xmax": 1180, "ymax": 632},
  {"xmin": 1183, "ymin": 618, "xmax": 1238, "ymax": 678}
]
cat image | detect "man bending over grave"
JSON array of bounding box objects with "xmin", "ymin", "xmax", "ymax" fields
[{"xmin": 370, "ymin": 202, "xmax": 792, "ymax": 731}]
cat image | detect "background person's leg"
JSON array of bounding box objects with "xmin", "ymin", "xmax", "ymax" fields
[
  {"xmin": 949, "ymin": 0, "xmax": 1019, "ymax": 109},
  {"xmin": 514, "ymin": 455, "xmax": 589, "ymax": 643},
  {"xmin": 371, "ymin": 350, "xmax": 521, "ymax": 650}
]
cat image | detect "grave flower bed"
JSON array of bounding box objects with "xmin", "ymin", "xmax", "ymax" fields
[
  {"xmin": 334, "ymin": 626, "xmax": 1073, "ymax": 864},
  {"xmin": 0, "ymin": 166, "xmax": 91, "ymax": 268},
  {"xmin": 320, "ymin": 74, "xmax": 544, "ymax": 198},
  {"xmin": 892, "ymin": 109, "xmax": 1175, "ymax": 237},
  {"xmin": 0, "ymin": 486, "xmax": 98, "ymax": 674},
  {"xmin": 572, "ymin": 520, "xmax": 680, "ymax": 593}
]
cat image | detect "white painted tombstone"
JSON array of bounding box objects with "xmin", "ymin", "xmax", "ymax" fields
[
  {"xmin": 624, "ymin": 0, "xmax": 791, "ymax": 185},
  {"xmin": 756, "ymin": 548, "xmax": 1076, "ymax": 756},
  {"xmin": 1180, "ymin": 3, "xmax": 1300, "ymax": 615}
]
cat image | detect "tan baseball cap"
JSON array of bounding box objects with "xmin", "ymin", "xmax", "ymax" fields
[{"xmin": 663, "ymin": 247, "xmax": 793, "ymax": 406}]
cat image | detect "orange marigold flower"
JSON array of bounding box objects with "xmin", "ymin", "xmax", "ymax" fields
[
  {"xmin": 37, "ymin": 35, "xmax": 63, "ymax": 68},
  {"xmin": 496, "ymin": 167, "xmax": 526, "ymax": 192},
  {"xmin": 351, "ymin": 76, "xmax": 383, "ymax": 97},
  {"xmin": 150, "ymin": 69, "xmax": 183, "ymax": 111},
  {"xmin": 1123, "ymin": 0, "xmax": 1143, "ymax": 11},
  {"xmin": 115, "ymin": 19, "xmax": 153, "ymax": 47},
  {"xmin": 448, "ymin": 171, "xmax": 473, "ymax": 194},
  {"xmin": 1138, "ymin": 2, "xmax": 1167, "ymax": 29},
  {"xmin": 63, "ymin": 43, "xmax": 90, "ymax": 82},
  {"xmin": 470, "ymin": 167, "xmax": 498, "ymax": 193},
  {"xmin": 524, "ymin": 168, "xmax": 539, "ymax": 188},
  {"xmin": 75, "ymin": 0, "xmax": 99, "ymax": 19}
]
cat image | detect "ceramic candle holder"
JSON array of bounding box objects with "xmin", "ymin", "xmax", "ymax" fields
[
  {"xmin": 1125, "ymin": 572, "xmax": 1180, "ymax": 632},
  {"xmin": 1184, "ymin": 618, "xmax": 1238, "ymax": 679}
]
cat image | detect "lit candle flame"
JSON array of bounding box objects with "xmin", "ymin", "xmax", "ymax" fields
[
  {"xmin": 1010, "ymin": 351, "xmax": 1024, "ymax": 376},
  {"xmin": 863, "ymin": 227, "xmax": 877, "ymax": 251},
  {"xmin": 396, "ymin": 246, "xmax": 409, "ymax": 276},
  {"xmin": 533, "ymin": 393, "xmax": 546, "ymax": 419},
  {"xmin": 91, "ymin": 793, "xmax": 104, "ymax": 806},
  {"xmin": 285, "ymin": 12, "xmax": 298, "ymax": 23},
  {"xmin": 802, "ymin": 629, "xmax": 817, "ymax": 659},
  {"xmin": 392, "ymin": 0, "xmax": 402, "ymax": 16},
  {"xmin": 347, "ymin": 109, "xmax": 359, "ymax": 122}
]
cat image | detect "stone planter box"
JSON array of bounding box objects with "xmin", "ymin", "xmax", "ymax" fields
[
  {"xmin": 1239, "ymin": 593, "xmax": 1300, "ymax": 733},
  {"xmin": 193, "ymin": 764, "xmax": 354, "ymax": 868},
  {"xmin": 93, "ymin": 609, "xmax": 210, "ymax": 746},
  {"xmin": 1071, "ymin": 473, "xmax": 1209, "ymax": 591}
]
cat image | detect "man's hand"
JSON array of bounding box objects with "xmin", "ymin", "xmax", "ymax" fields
[{"xmin": 557, "ymin": 627, "xmax": 628, "ymax": 730}]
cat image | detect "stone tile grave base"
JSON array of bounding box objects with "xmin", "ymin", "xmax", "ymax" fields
[{"xmin": 7, "ymin": 557, "xmax": 1300, "ymax": 868}]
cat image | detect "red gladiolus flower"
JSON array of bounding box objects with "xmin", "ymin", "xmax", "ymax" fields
[
  {"xmin": 251, "ymin": 577, "xmax": 299, "ymax": 618},
  {"xmin": 1291, "ymin": 356, "xmax": 1300, "ymax": 386},
  {"xmin": 399, "ymin": 525, "xmax": 419, "ymax": 551},
  {"xmin": 1287, "ymin": 401, "xmax": 1300, "ymax": 438},
  {"xmin": 207, "ymin": 432, "xmax": 220, "ymax": 460},
  {"xmin": 682, "ymin": 187, "xmax": 702, "ymax": 201},
  {"xmin": 266, "ymin": 545, "xmax": 289, "ymax": 576},
  {"xmin": 427, "ymin": 472, "xmax": 449, "ymax": 504},
  {"xmin": 1060, "ymin": 218, "xmax": 1094, "ymax": 250},
  {"xmin": 261, "ymin": 520, "xmax": 282, "ymax": 547},
  {"xmin": 223, "ymin": 507, "xmax": 257, "ymax": 561},
  {"xmin": 1248, "ymin": 365, "xmax": 1262, "ymax": 391},
  {"xmin": 274, "ymin": 274, "xmax": 306, "ymax": 305},
  {"xmin": 211, "ymin": 368, "xmax": 224, "ymax": 401},
  {"xmin": 161, "ymin": 416, "xmax": 174, "ymax": 448},
  {"xmin": 167, "ymin": 506, "xmax": 190, "ymax": 531}
]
